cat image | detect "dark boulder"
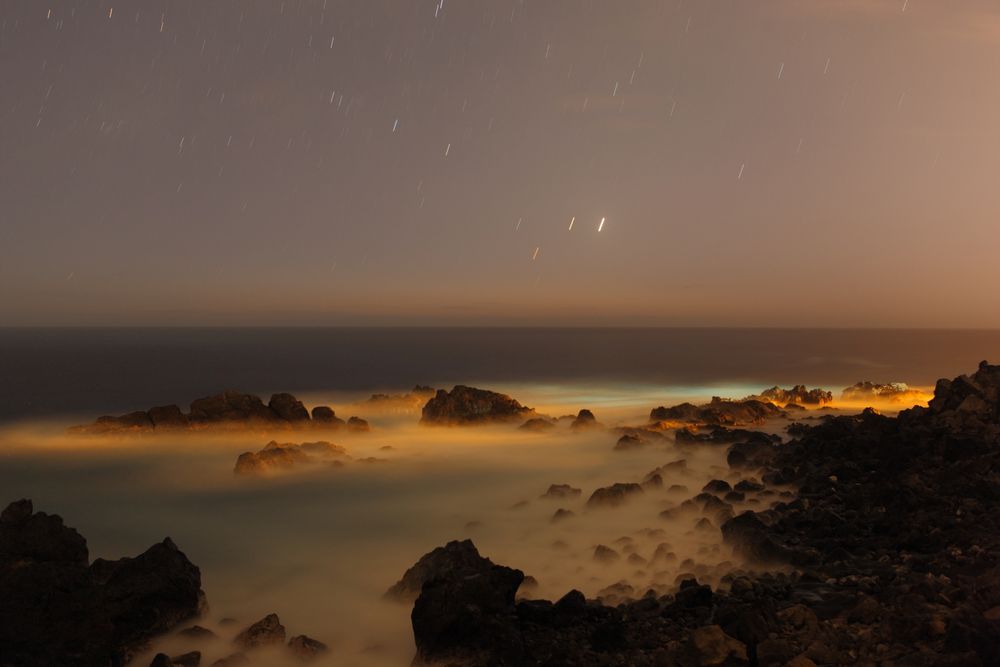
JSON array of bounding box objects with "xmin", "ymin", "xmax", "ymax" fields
[
  {"xmin": 287, "ymin": 634, "xmax": 327, "ymax": 660},
  {"xmin": 148, "ymin": 405, "xmax": 189, "ymax": 429},
  {"xmin": 420, "ymin": 386, "xmax": 535, "ymax": 425},
  {"xmin": 386, "ymin": 539, "xmax": 490, "ymax": 602},
  {"xmin": 540, "ymin": 484, "xmax": 581, "ymax": 500},
  {"xmin": 409, "ymin": 540, "xmax": 525, "ymax": 667},
  {"xmin": 0, "ymin": 499, "xmax": 204, "ymax": 667},
  {"xmin": 586, "ymin": 482, "xmax": 644, "ymax": 508},
  {"xmin": 233, "ymin": 613, "xmax": 285, "ymax": 649},
  {"xmin": 570, "ymin": 409, "xmax": 601, "ymax": 430},
  {"xmin": 310, "ymin": 405, "xmax": 344, "ymax": 425}
]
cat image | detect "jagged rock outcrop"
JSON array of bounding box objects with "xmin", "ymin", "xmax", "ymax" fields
[
  {"xmin": 70, "ymin": 390, "xmax": 358, "ymax": 435},
  {"xmin": 0, "ymin": 499, "xmax": 205, "ymax": 667},
  {"xmin": 233, "ymin": 440, "xmax": 349, "ymax": 475},
  {"xmin": 420, "ymin": 386, "xmax": 535, "ymax": 425},
  {"xmin": 650, "ymin": 398, "xmax": 784, "ymax": 427},
  {"xmin": 753, "ymin": 385, "xmax": 832, "ymax": 407},
  {"xmin": 385, "ymin": 539, "xmax": 493, "ymax": 602},
  {"xmin": 233, "ymin": 613, "xmax": 286, "ymax": 649},
  {"xmin": 407, "ymin": 540, "xmax": 525, "ymax": 667},
  {"xmin": 841, "ymin": 380, "xmax": 928, "ymax": 405}
]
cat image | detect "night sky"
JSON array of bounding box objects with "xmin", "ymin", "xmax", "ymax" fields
[{"xmin": 3, "ymin": 1, "xmax": 999, "ymax": 327}]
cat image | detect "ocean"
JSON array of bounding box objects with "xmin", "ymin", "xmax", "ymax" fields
[{"xmin": 1, "ymin": 327, "xmax": 998, "ymax": 423}]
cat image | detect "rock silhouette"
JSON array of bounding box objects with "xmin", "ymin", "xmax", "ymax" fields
[
  {"xmin": 0, "ymin": 499, "xmax": 205, "ymax": 666},
  {"xmin": 420, "ymin": 385, "xmax": 535, "ymax": 425}
]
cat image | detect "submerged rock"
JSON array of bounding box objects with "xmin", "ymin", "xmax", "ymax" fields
[
  {"xmin": 233, "ymin": 440, "xmax": 348, "ymax": 475},
  {"xmin": 539, "ymin": 483, "xmax": 581, "ymax": 500},
  {"xmin": 287, "ymin": 634, "xmax": 328, "ymax": 660},
  {"xmin": 420, "ymin": 386, "xmax": 535, "ymax": 425},
  {"xmin": 586, "ymin": 482, "xmax": 644, "ymax": 508},
  {"xmin": 233, "ymin": 613, "xmax": 286, "ymax": 650},
  {"xmin": 0, "ymin": 499, "xmax": 204, "ymax": 667},
  {"xmin": 570, "ymin": 409, "xmax": 601, "ymax": 430}
]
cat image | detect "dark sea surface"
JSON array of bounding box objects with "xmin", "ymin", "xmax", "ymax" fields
[{"xmin": 2, "ymin": 327, "xmax": 999, "ymax": 423}]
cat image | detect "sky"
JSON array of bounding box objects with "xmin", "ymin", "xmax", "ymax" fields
[{"xmin": 2, "ymin": 0, "xmax": 1000, "ymax": 327}]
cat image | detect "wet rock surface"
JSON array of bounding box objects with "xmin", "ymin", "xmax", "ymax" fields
[
  {"xmin": 404, "ymin": 362, "xmax": 1000, "ymax": 666},
  {"xmin": 0, "ymin": 499, "xmax": 204, "ymax": 667}
]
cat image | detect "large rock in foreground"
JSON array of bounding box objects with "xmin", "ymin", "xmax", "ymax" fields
[
  {"xmin": 0, "ymin": 499, "xmax": 205, "ymax": 666},
  {"xmin": 405, "ymin": 540, "xmax": 525, "ymax": 666},
  {"xmin": 420, "ymin": 386, "xmax": 535, "ymax": 425}
]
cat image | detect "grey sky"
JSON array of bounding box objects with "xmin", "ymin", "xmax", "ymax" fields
[{"xmin": 2, "ymin": 0, "xmax": 999, "ymax": 326}]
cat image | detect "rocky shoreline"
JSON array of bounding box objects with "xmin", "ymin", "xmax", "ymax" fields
[
  {"xmin": 400, "ymin": 362, "xmax": 1000, "ymax": 666},
  {"xmin": 8, "ymin": 364, "xmax": 999, "ymax": 665}
]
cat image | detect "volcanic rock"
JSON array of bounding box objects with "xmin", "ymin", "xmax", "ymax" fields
[
  {"xmin": 586, "ymin": 482, "xmax": 644, "ymax": 508},
  {"xmin": 233, "ymin": 613, "xmax": 285, "ymax": 650},
  {"xmin": 570, "ymin": 409, "xmax": 601, "ymax": 430},
  {"xmin": 0, "ymin": 499, "xmax": 204, "ymax": 667},
  {"xmin": 385, "ymin": 539, "xmax": 492, "ymax": 602},
  {"xmin": 420, "ymin": 386, "xmax": 535, "ymax": 425},
  {"xmin": 520, "ymin": 417, "xmax": 556, "ymax": 431},
  {"xmin": 310, "ymin": 405, "xmax": 344, "ymax": 425},
  {"xmin": 540, "ymin": 483, "xmax": 581, "ymax": 499},
  {"xmin": 754, "ymin": 385, "xmax": 832, "ymax": 407},
  {"xmin": 408, "ymin": 540, "xmax": 525, "ymax": 667},
  {"xmin": 268, "ymin": 393, "xmax": 310, "ymax": 422},
  {"xmin": 650, "ymin": 397, "xmax": 784, "ymax": 427},
  {"xmin": 287, "ymin": 634, "xmax": 328, "ymax": 660}
]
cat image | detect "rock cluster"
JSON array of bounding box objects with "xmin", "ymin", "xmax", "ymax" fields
[
  {"xmin": 70, "ymin": 389, "xmax": 368, "ymax": 435},
  {"xmin": 753, "ymin": 385, "xmax": 833, "ymax": 407},
  {"xmin": 233, "ymin": 440, "xmax": 349, "ymax": 475},
  {"xmin": 420, "ymin": 385, "xmax": 536, "ymax": 425},
  {"xmin": 403, "ymin": 362, "xmax": 1000, "ymax": 666},
  {"xmin": 650, "ymin": 397, "xmax": 784, "ymax": 427},
  {"xmin": 0, "ymin": 499, "xmax": 205, "ymax": 666},
  {"xmin": 841, "ymin": 380, "xmax": 928, "ymax": 404}
]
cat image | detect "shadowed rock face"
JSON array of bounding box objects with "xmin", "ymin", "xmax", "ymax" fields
[
  {"xmin": 650, "ymin": 397, "xmax": 784, "ymax": 427},
  {"xmin": 0, "ymin": 499, "xmax": 204, "ymax": 667},
  {"xmin": 403, "ymin": 362, "xmax": 1000, "ymax": 666},
  {"xmin": 70, "ymin": 390, "xmax": 357, "ymax": 435},
  {"xmin": 406, "ymin": 540, "xmax": 525, "ymax": 667},
  {"xmin": 420, "ymin": 386, "xmax": 535, "ymax": 425},
  {"xmin": 385, "ymin": 539, "xmax": 491, "ymax": 602}
]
